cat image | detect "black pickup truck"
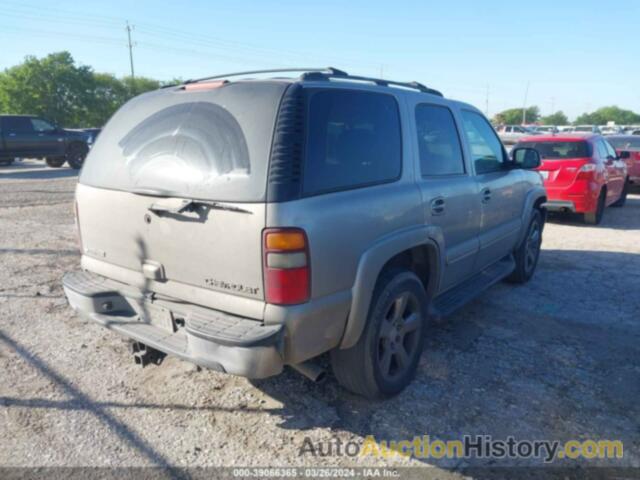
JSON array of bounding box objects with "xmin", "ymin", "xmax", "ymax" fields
[{"xmin": 0, "ymin": 115, "xmax": 90, "ymax": 169}]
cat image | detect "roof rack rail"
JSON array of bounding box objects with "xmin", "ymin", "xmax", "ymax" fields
[
  {"xmin": 181, "ymin": 67, "xmax": 347, "ymax": 85},
  {"xmin": 301, "ymin": 70, "xmax": 443, "ymax": 97}
]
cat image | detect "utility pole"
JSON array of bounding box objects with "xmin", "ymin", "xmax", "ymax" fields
[
  {"xmin": 485, "ymin": 84, "xmax": 490, "ymax": 117},
  {"xmin": 522, "ymin": 81, "xmax": 530, "ymax": 125},
  {"xmin": 126, "ymin": 21, "xmax": 135, "ymax": 79}
]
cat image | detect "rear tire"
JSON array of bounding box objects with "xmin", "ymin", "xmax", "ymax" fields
[
  {"xmin": 507, "ymin": 209, "xmax": 543, "ymax": 284},
  {"xmin": 45, "ymin": 157, "xmax": 66, "ymax": 168},
  {"xmin": 584, "ymin": 190, "xmax": 606, "ymax": 225},
  {"xmin": 66, "ymin": 143, "xmax": 88, "ymax": 170},
  {"xmin": 331, "ymin": 270, "xmax": 427, "ymax": 399},
  {"xmin": 611, "ymin": 179, "xmax": 629, "ymax": 207}
]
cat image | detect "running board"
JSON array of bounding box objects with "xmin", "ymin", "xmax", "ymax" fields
[{"xmin": 431, "ymin": 256, "xmax": 515, "ymax": 318}]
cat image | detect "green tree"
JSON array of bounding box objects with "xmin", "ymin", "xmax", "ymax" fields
[
  {"xmin": 574, "ymin": 106, "xmax": 640, "ymax": 125},
  {"xmin": 540, "ymin": 111, "xmax": 569, "ymax": 125},
  {"xmin": 493, "ymin": 106, "xmax": 540, "ymax": 125},
  {"xmin": 0, "ymin": 51, "xmax": 161, "ymax": 127},
  {"xmin": 0, "ymin": 52, "xmax": 95, "ymax": 127}
]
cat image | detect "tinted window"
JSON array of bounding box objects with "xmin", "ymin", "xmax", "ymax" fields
[
  {"xmin": 3, "ymin": 117, "xmax": 33, "ymax": 132},
  {"xmin": 603, "ymin": 140, "xmax": 617, "ymax": 158},
  {"xmin": 596, "ymin": 140, "xmax": 609, "ymax": 159},
  {"xmin": 303, "ymin": 90, "xmax": 401, "ymax": 195},
  {"xmin": 607, "ymin": 137, "xmax": 640, "ymax": 150},
  {"xmin": 80, "ymin": 82, "xmax": 287, "ymax": 202},
  {"xmin": 31, "ymin": 118, "xmax": 55, "ymax": 132},
  {"xmin": 516, "ymin": 141, "xmax": 591, "ymax": 160},
  {"xmin": 461, "ymin": 110, "xmax": 505, "ymax": 174},
  {"xmin": 415, "ymin": 104, "xmax": 464, "ymax": 176}
]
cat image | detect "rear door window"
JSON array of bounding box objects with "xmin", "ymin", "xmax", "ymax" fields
[
  {"xmin": 415, "ymin": 104, "xmax": 465, "ymax": 176},
  {"xmin": 303, "ymin": 89, "xmax": 402, "ymax": 195},
  {"xmin": 3, "ymin": 117, "xmax": 34, "ymax": 132}
]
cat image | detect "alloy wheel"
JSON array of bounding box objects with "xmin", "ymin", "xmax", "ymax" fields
[{"xmin": 376, "ymin": 291, "xmax": 421, "ymax": 382}]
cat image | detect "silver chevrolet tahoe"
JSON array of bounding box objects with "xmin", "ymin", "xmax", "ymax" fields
[{"xmin": 63, "ymin": 68, "xmax": 546, "ymax": 398}]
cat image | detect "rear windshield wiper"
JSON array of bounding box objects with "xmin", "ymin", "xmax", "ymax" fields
[{"xmin": 148, "ymin": 198, "xmax": 252, "ymax": 215}]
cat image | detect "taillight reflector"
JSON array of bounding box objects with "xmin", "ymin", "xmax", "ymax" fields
[
  {"xmin": 263, "ymin": 228, "xmax": 310, "ymax": 305},
  {"xmin": 184, "ymin": 80, "xmax": 227, "ymax": 91},
  {"xmin": 74, "ymin": 200, "xmax": 83, "ymax": 253}
]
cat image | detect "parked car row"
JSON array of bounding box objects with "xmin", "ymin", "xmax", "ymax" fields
[
  {"xmin": 0, "ymin": 115, "xmax": 99, "ymax": 169},
  {"xmin": 514, "ymin": 133, "xmax": 633, "ymax": 224}
]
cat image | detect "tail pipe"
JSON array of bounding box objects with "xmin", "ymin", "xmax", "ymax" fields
[{"xmin": 291, "ymin": 361, "xmax": 326, "ymax": 383}]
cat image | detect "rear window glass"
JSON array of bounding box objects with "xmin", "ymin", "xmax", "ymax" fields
[
  {"xmin": 607, "ymin": 137, "xmax": 640, "ymax": 150},
  {"xmin": 303, "ymin": 89, "xmax": 402, "ymax": 195},
  {"xmin": 415, "ymin": 104, "xmax": 465, "ymax": 176},
  {"xmin": 516, "ymin": 141, "xmax": 591, "ymax": 159},
  {"xmin": 80, "ymin": 82, "xmax": 287, "ymax": 202}
]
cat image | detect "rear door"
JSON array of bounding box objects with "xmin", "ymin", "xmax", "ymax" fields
[
  {"xmin": 77, "ymin": 81, "xmax": 288, "ymax": 319},
  {"xmin": 1, "ymin": 116, "xmax": 38, "ymax": 157},
  {"xmin": 460, "ymin": 110, "xmax": 525, "ymax": 271},
  {"xmin": 412, "ymin": 101, "xmax": 480, "ymax": 290},
  {"xmin": 602, "ymin": 139, "xmax": 626, "ymax": 202}
]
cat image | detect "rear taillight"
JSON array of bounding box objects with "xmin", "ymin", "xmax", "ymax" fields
[
  {"xmin": 263, "ymin": 228, "xmax": 310, "ymax": 305},
  {"xmin": 577, "ymin": 163, "xmax": 596, "ymax": 180},
  {"xmin": 74, "ymin": 200, "xmax": 83, "ymax": 253}
]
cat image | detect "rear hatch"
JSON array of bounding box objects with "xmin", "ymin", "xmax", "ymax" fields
[
  {"xmin": 77, "ymin": 81, "xmax": 288, "ymax": 319},
  {"xmin": 517, "ymin": 139, "xmax": 591, "ymax": 187}
]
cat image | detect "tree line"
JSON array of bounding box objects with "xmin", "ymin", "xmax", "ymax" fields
[
  {"xmin": 0, "ymin": 52, "xmax": 168, "ymax": 128},
  {"xmin": 493, "ymin": 105, "xmax": 640, "ymax": 126},
  {"xmin": 2, "ymin": 52, "xmax": 639, "ymax": 129}
]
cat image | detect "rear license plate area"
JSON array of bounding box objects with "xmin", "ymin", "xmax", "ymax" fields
[{"xmin": 142, "ymin": 303, "xmax": 175, "ymax": 333}]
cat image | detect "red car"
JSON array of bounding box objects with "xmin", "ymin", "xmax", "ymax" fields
[
  {"xmin": 515, "ymin": 134, "xmax": 628, "ymax": 224},
  {"xmin": 606, "ymin": 135, "xmax": 640, "ymax": 185}
]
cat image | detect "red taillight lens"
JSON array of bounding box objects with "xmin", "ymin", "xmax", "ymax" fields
[
  {"xmin": 263, "ymin": 228, "xmax": 310, "ymax": 305},
  {"xmin": 577, "ymin": 162, "xmax": 596, "ymax": 180}
]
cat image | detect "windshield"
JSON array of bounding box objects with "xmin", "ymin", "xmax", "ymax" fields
[
  {"xmin": 80, "ymin": 81, "xmax": 287, "ymax": 202},
  {"xmin": 607, "ymin": 137, "xmax": 640, "ymax": 150},
  {"xmin": 516, "ymin": 141, "xmax": 591, "ymax": 159}
]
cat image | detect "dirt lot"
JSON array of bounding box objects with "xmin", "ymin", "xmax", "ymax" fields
[{"xmin": 1, "ymin": 160, "xmax": 639, "ymax": 476}]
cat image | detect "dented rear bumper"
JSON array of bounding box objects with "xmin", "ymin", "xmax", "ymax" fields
[{"xmin": 62, "ymin": 270, "xmax": 284, "ymax": 378}]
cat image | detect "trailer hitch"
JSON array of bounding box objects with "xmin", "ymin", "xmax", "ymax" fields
[{"xmin": 130, "ymin": 341, "xmax": 166, "ymax": 367}]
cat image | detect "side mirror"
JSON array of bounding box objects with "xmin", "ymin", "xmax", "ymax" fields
[
  {"xmin": 619, "ymin": 151, "xmax": 630, "ymax": 160},
  {"xmin": 512, "ymin": 147, "xmax": 541, "ymax": 169}
]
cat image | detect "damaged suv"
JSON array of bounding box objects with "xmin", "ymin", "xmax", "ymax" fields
[{"xmin": 63, "ymin": 68, "xmax": 546, "ymax": 398}]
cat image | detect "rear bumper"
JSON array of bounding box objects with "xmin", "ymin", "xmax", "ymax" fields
[
  {"xmin": 544, "ymin": 185, "xmax": 599, "ymax": 213},
  {"xmin": 541, "ymin": 200, "xmax": 576, "ymax": 212},
  {"xmin": 62, "ymin": 271, "xmax": 285, "ymax": 378}
]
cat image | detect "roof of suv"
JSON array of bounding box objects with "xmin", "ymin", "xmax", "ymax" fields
[{"xmin": 171, "ymin": 67, "xmax": 446, "ymax": 99}]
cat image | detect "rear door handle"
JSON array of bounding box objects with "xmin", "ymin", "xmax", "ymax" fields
[
  {"xmin": 482, "ymin": 188, "xmax": 492, "ymax": 203},
  {"xmin": 430, "ymin": 197, "xmax": 446, "ymax": 215}
]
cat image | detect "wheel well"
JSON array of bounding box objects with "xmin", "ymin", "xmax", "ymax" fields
[
  {"xmin": 534, "ymin": 196, "xmax": 547, "ymax": 222},
  {"xmin": 67, "ymin": 142, "xmax": 88, "ymax": 153},
  {"xmin": 379, "ymin": 245, "xmax": 435, "ymax": 295}
]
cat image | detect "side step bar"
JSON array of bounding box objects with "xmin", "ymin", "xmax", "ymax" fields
[{"xmin": 431, "ymin": 256, "xmax": 515, "ymax": 318}]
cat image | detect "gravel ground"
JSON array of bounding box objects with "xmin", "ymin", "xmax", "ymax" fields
[{"xmin": 1, "ymin": 159, "xmax": 639, "ymax": 477}]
